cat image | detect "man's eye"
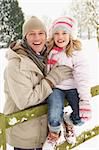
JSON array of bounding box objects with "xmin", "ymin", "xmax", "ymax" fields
[{"xmin": 29, "ymin": 33, "xmax": 35, "ymax": 36}]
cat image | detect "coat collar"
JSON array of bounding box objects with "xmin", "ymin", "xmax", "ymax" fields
[{"xmin": 20, "ymin": 56, "xmax": 43, "ymax": 75}]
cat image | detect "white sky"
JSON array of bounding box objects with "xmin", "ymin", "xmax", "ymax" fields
[{"xmin": 18, "ymin": 0, "xmax": 72, "ymax": 21}]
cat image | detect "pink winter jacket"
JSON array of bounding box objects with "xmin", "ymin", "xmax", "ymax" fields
[{"xmin": 47, "ymin": 47, "xmax": 91, "ymax": 101}]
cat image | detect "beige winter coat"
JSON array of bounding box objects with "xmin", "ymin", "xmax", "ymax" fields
[{"xmin": 3, "ymin": 46, "xmax": 53, "ymax": 148}]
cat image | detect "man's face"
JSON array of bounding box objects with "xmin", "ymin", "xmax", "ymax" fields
[{"xmin": 26, "ymin": 29, "xmax": 46, "ymax": 53}]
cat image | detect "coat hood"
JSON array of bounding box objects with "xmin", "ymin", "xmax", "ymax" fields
[
  {"xmin": 6, "ymin": 41, "xmax": 45, "ymax": 74},
  {"xmin": 6, "ymin": 41, "xmax": 27, "ymax": 61}
]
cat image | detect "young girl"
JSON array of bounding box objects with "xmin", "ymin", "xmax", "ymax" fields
[{"xmin": 43, "ymin": 16, "xmax": 92, "ymax": 150}]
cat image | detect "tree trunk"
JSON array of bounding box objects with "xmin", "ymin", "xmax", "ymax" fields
[
  {"xmin": 96, "ymin": 27, "xmax": 99, "ymax": 48},
  {"xmin": 88, "ymin": 27, "xmax": 91, "ymax": 39}
]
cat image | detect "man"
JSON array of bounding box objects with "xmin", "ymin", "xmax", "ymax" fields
[{"xmin": 3, "ymin": 16, "xmax": 72, "ymax": 150}]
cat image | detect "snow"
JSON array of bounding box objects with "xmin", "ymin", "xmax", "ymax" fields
[
  {"xmin": 73, "ymin": 135, "xmax": 99, "ymax": 150},
  {"xmin": 0, "ymin": 48, "xmax": 7, "ymax": 112},
  {"xmin": 0, "ymin": 38, "xmax": 99, "ymax": 149}
]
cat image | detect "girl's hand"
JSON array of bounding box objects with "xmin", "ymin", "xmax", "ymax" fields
[{"xmin": 79, "ymin": 100, "xmax": 92, "ymax": 122}]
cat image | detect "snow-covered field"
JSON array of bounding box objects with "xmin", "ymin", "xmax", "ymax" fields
[
  {"xmin": 72, "ymin": 39, "xmax": 99, "ymax": 150},
  {"xmin": 0, "ymin": 38, "xmax": 99, "ymax": 150}
]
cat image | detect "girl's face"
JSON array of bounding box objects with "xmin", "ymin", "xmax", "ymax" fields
[{"xmin": 54, "ymin": 30, "xmax": 70, "ymax": 48}]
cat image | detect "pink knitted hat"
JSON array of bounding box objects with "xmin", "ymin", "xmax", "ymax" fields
[{"xmin": 50, "ymin": 16, "xmax": 78, "ymax": 40}]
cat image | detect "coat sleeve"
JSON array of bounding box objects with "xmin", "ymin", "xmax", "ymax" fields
[
  {"xmin": 5, "ymin": 63, "xmax": 53, "ymax": 110},
  {"xmin": 72, "ymin": 50, "xmax": 92, "ymax": 101}
]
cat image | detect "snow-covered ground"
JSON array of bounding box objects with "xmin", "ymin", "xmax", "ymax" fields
[
  {"xmin": 0, "ymin": 38, "xmax": 99, "ymax": 150},
  {"xmin": 0, "ymin": 48, "xmax": 7, "ymax": 112},
  {"xmin": 72, "ymin": 39, "xmax": 99, "ymax": 150}
]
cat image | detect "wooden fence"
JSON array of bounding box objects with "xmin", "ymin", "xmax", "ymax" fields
[{"xmin": 0, "ymin": 85, "xmax": 99, "ymax": 150}]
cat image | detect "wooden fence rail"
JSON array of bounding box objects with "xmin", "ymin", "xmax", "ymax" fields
[{"xmin": 0, "ymin": 85, "xmax": 99, "ymax": 150}]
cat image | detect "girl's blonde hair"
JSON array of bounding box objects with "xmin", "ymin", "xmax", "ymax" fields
[{"xmin": 47, "ymin": 36, "xmax": 82, "ymax": 57}]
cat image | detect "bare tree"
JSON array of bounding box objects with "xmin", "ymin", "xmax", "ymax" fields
[
  {"xmin": 86, "ymin": 0, "xmax": 99, "ymax": 46},
  {"xmin": 69, "ymin": 0, "xmax": 99, "ymax": 46}
]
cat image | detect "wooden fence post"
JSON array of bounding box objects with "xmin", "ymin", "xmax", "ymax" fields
[{"xmin": 0, "ymin": 113, "xmax": 6, "ymax": 150}]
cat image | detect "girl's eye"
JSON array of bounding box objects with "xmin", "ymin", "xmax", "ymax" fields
[
  {"xmin": 63, "ymin": 32, "xmax": 67, "ymax": 34},
  {"xmin": 54, "ymin": 32, "xmax": 59, "ymax": 35}
]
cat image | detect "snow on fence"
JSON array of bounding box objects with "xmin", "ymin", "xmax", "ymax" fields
[{"xmin": 0, "ymin": 85, "xmax": 99, "ymax": 150}]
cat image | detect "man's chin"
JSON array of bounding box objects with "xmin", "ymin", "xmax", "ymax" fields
[{"xmin": 32, "ymin": 47, "xmax": 42, "ymax": 53}]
